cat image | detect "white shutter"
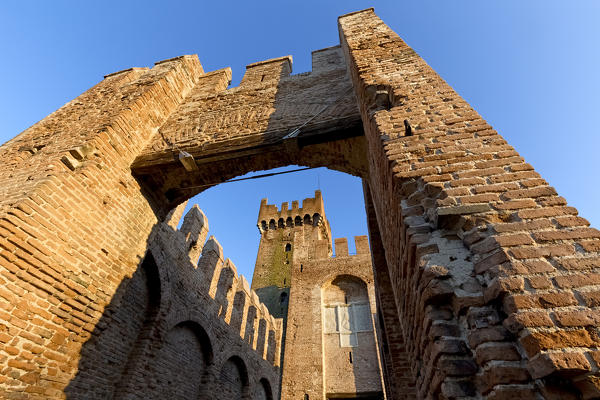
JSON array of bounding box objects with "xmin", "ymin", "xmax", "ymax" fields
[
  {"xmin": 322, "ymin": 307, "xmax": 338, "ymax": 333},
  {"xmin": 339, "ymin": 333, "xmax": 357, "ymax": 347},
  {"xmin": 352, "ymin": 303, "xmax": 372, "ymax": 332},
  {"xmin": 337, "ymin": 305, "xmax": 351, "ymax": 333}
]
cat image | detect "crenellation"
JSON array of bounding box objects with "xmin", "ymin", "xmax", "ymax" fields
[
  {"xmin": 1, "ymin": 8, "xmax": 597, "ymax": 398},
  {"xmin": 154, "ymin": 206, "xmax": 284, "ymax": 370},
  {"xmin": 334, "ymin": 237, "xmax": 349, "ymax": 257},
  {"xmin": 257, "ymin": 190, "xmax": 327, "ymax": 233},
  {"xmin": 240, "ymin": 55, "xmax": 292, "ymax": 87},
  {"xmin": 311, "ymin": 45, "xmax": 345, "ymax": 73},
  {"xmin": 355, "ymin": 235, "xmax": 370, "ymax": 254},
  {"xmin": 180, "ymin": 205, "xmax": 209, "ymax": 264}
]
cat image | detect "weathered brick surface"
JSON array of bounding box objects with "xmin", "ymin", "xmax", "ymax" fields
[
  {"xmin": 0, "ymin": 7, "xmax": 598, "ymax": 399},
  {"xmin": 339, "ymin": 7, "xmax": 600, "ymax": 398}
]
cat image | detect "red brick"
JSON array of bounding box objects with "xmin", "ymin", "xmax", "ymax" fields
[
  {"xmin": 528, "ymin": 352, "xmax": 591, "ymax": 379},
  {"xmin": 494, "ymin": 199, "xmax": 537, "ymax": 210},
  {"xmin": 501, "ymin": 186, "xmax": 557, "ymax": 200},
  {"xmin": 580, "ymin": 240, "xmax": 600, "ymax": 252},
  {"xmin": 527, "ymin": 276, "xmax": 552, "ymax": 289},
  {"xmin": 578, "ymin": 291, "xmax": 600, "ymax": 307},
  {"xmin": 509, "ymin": 244, "xmax": 575, "ymax": 259},
  {"xmin": 554, "ymin": 273, "xmax": 600, "ymax": 288},
  {"xmin": 517, "ymin": 206, "xmax": 578, "ymax": 219},
  {"xmin": 558, "ymin": 256, "xmax": 600, "ymax": 271},
  {"xmin": 555, "ymin": 216, "xmax": 591, "ymax": 228},
  {"xmin": 533, "ymin": 228, "xmax": 600, "ymax": 242},
  {"xmin": 520, "ymin": 329, "xmax": 595, "ymax": 357}
]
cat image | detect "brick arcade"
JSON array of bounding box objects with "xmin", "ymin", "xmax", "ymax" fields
[{"xmin": 1, "ymin": 7, "xmax": 600, "ymax": 399}]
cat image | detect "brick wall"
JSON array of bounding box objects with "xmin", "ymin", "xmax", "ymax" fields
[
  {"xmin": 65, "ymin": 204, "xmax": 282, "ymax": 399},
  {"xmin": 0, "ymin": 56, "xmax": 205, "ymax": 399},
  {"xmin": 0, "ymin": 7, "xmax": 598, "ymax": 399},
  {"xmin": 340, "ymin": 8, "xmax": 600, "ymax": 398},
  {"xmin": 280, "ymin": 235, "xmax": 385, "ymax": 399}
]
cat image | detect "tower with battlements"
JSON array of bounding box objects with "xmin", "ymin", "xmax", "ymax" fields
[
  {"xmin": 252, "ymin": 190, "xmax": 331, "ymax": 319},
  {"xmin": 1, "ymin": 7, "xmax": 600, "ymax": 399},
  {"xmin": 252, "ymin": 191, "xmax": 388, "ymax": 399}
]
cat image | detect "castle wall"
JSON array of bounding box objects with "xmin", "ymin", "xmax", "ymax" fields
[
  {"xmin": 0, "ymin": 56, "xmax": 211, "ymax": 398},
  {"xmin": 340, "ymin": 8, "xmax": 600, "ymax": 398},
  {"xmin": 280, "ymin": 236, "xmax": 384, "ymax": 400},
  {"xmin": 71, "ymin": 205, "xmax": 283, "ymax": 399},
  {"xmin": 0, "ymin": 7, "xmax": 598, "ymax": 399}
]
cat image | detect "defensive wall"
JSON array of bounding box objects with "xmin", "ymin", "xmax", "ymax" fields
[
  {"xmin": 65, "ymin": 203, "xmax": 282, "ymax": 399},
  {"xmin": 0, "ymin": 7, "xmax": 599, "ymax": 399}
]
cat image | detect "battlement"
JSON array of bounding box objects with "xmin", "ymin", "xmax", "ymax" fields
[
  {"xmin": 239, "ymin": 46, "xmax": 344, "ymax": 87},
  {"xmin": 156, "ymin": 204, "xmax": 284, "ymax": 367},
  {"xmin": 315, "ymin": 235, "xmax": 370, "ymax": 259},
  {"xmin": 257, "ymin": 190, "xmax": 327, "ymax": 232}
]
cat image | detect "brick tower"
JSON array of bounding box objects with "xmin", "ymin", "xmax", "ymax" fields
[
  {"xmin": 251, "ymin": 190, "xmax": 332, "ymax": 319},
  {"xmin": 252, "ymin": 191, "xmax": 388, "ymax": 399}
]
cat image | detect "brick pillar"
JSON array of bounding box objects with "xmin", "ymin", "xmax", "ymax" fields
[{"xmin": 340, "ymin": 8, "xmax": 600, "ymax": 398}]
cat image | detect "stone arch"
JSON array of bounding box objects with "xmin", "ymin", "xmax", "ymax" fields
[
  {"xmin": 286, "ymin": 216, "xmax": 293, "ymax": 227},
  {"xmin": 294, "ymin": 215, "xmax": 302, "ymax": 226},
  {"xmin": 268, "ymin": 219, "xmax": 276, "ymax": 230},
  {"xmin": 258, "ymin": 378, "xmax": 274, "ymax": 400},
  {"xmin": 17, "ymin": 9, "xmax": 598, "ymax": 398},
  {"xmin": 278, "ymin": 218, "xmax": 285, "ymax": 228},
  {"xmin": 303, "ymin": 213, "xmax": 312, "ymax": 225},
  {"xmin": 322, "ymin": 274, "xmax": 369, "ymax": 305},
  {"xmin": 145, "ymin": 320, "xmax": 213, "ymax": 399},
  {"xmin": 312, "ymin": 212, "xmax": 321, "ymax": 226},
  {"xmin": 218, "ymin": 355, "xmax": 250, "ymax": 400},
  {"xmin": 67, "ymin": 251, "xmax": 166, "ymax": 398}
]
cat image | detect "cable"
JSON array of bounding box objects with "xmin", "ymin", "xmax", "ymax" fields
[{"xmin": 177, "ymin": 166, "xmax": 318, "ymax": 190}]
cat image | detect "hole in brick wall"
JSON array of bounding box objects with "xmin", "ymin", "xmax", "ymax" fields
[{"xmin": 404, "ymin": 119, "xmax": 412, "ymax": 136}]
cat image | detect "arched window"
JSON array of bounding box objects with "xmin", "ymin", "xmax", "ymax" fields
[
  {"xmin": 321, "ymin": 275, "xmax": 372, "ymax": 347},
  {"xmin": 285, "ymin": 243, "xmax": 291, "ymax": 252}
]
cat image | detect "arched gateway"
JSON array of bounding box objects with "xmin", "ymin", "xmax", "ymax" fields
[{"xmin": 0, "ymin": 7, "xmax": 599, "ymax": 399}]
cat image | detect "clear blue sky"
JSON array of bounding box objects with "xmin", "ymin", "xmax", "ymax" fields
[{"xmin": 1, "ymin": 1, "xmax": 599, "ymax": 281}]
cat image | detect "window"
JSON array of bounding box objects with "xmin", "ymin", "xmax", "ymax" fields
[
  {"xmin": 322, "ymin": 302, "xmax": 372, "ymax": 347},
  {"xmin": 285, "ymin": 243, "xmax": 291, "ymax": 252}
]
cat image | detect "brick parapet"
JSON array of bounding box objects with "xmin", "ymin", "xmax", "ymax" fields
[
  {"xmin": 153, "ymin": 205, "xmax": 284, "ymax": 368},
  {"xmin": 340, "ymin": 8, "xmax": 600, "ymax": 397}
]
